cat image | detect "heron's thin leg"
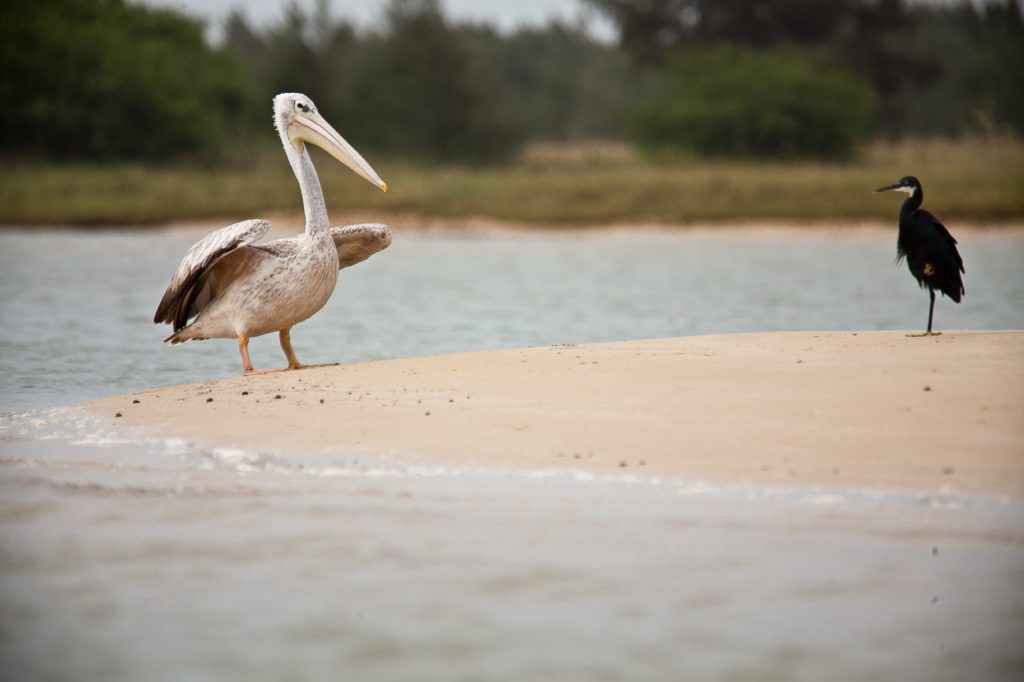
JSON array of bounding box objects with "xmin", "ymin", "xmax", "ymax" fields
[
  {"xmin": 280, "ymin": 328, "xmax": 304, "ymax": 370},
  {"xmin": 239, "ymin": 333, "xmax": 255, "ymax": 374},
  {"xmin": 909, "ymin": 289, "xmax": 941, "ymax": 337},
  {"xmin": 926, "ymin": 288, "xmax": 936, "ymax": 334}
]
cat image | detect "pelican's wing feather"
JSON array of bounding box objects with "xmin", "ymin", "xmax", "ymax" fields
[
  {"xmin": 153, "ymin": 219, "xmax": 270, "ymax": 330},
  {"xmin": 331, "ymin": 223, "xmax": 392, "ymax": 269}
]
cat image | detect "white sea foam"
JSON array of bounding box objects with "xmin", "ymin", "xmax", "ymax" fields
[
  {"xmin": 210, "ymin": 447, "xmax": 252, "ymax": 463},
  {"xmin": 803, "ymin": 493, "xmax": 847, "ymax": 505},
  {"xmin": 163, "ymin": 438, "xmax": 191, "ymax": 456},
  {"xmin": 676, "ymin": 480, "xmax": 720, "ymax": 496},
  {"xmin": 71, "ymin": 435, "xmax": 137, "ymax": 446},
  {"xmin": 1, "ymin": 404, "xmax": 1018, "ymax": 515}
]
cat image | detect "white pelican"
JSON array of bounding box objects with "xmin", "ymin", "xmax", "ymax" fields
[{"xmin": 154, "ymin": 93, "xmax": 390, "ymax": 374}]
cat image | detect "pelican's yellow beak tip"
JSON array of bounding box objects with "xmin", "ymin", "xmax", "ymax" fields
[{"xmin": 380, "ymin": 182, "xmax": 388, "ymax": 193}]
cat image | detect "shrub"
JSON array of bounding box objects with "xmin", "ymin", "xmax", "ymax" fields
[
  {"xmin": 630, "ymin": 47, "xmax": 877, "ymax": 159},
  {"xmin": 336, "ymin": 0, "xmax": 524, "ymax": 163},
  {"xmin": 0, "ymin": 0, "xmax": 246, "ymax": 161}
]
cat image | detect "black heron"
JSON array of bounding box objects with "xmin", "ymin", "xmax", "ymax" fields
[{"xmin": 875, "ymin": 176, "xmax": 965, "ymax": 336}]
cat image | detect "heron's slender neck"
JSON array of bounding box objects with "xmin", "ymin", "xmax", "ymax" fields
[
  {"xmin": 283, "ymin": 138, "xmax": 330, "ymax": 236},
  {"xmin": 901, "ymin": 185, "xmax": 923, "ymax": 214}
]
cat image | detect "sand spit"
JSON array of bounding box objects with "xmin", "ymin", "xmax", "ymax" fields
[{"xmin": 87, "ymin": 331, "xmax": 1024, "ymax": 497}]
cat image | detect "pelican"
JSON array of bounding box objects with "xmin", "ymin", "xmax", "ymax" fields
[{"xmin": 154, "ymin": 93, "xmax": 390, "ymax": 374}]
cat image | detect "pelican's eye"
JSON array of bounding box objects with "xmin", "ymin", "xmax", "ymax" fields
[{"xmin": 296, "ymin": 102, "xmax": 309, "ymax": 113}]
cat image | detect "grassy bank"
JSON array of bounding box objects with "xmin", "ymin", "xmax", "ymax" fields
[{"xmin": 2, "ymin": 137, "xmax": 1022, "ymax": 226}]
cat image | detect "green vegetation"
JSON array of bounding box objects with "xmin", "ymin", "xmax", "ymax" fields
[
  {"xmin": 5, "ymin": 0, "xmax": 1023, "ymax": 167},
  {"xmin": 1, "ymin": 1, "xmax": 1022, "ymax": 226},
  {"xmin": 2, "ymin": 138, "xmax": 1020, "ymax": 226},
  {"xmin": 0, "ymin": 0, "xmax": 245, "ymax": 160},
  {"xmin": 332, "ymin": 2, "xmax": 522, "ymax": 162},
  {"xmin": 631, "ymin": 48, "xmax": 877, "ymax": 159},
  {"xmin": 585, "ymin": 0, "xmax": 1024, "ymax": 138}
]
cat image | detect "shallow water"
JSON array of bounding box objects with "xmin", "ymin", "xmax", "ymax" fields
[
  {"xmin": 2, "ymin": 409, "xmax": 1023, "ymax": 682},
  {"xmin": 1, "ymin": 226, "xmax": 1023, "ymax": 681},
  {"xmin": 1, "ymin": 226, "xmax": 1022, "ymax": 411}
]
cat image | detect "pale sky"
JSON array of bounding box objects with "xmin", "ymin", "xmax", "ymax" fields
[{"xmin": 140, "ymin": 0, "xmax": 614, "ymax": 40}]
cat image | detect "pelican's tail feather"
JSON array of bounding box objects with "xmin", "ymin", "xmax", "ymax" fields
[{"xmin": 165, "ymin": 326, "xmax": 207, "ymax": 345}]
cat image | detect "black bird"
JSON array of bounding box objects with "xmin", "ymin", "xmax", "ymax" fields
[{"xmin": 875, "ymin": 176, "xmax": 964, "ymax": 336}]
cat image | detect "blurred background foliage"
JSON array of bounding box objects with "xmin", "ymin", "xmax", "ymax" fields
[
  {"xmin": 1, "ymin": 0, "xmax": 1022, "ymax": 164},
  {"xmin": 0, "ymin": 0, "xmax": 245, "ymax": 160},
  {"xmin": 629, "ymin": 48, "xmax": 877, "ymax": 159}
]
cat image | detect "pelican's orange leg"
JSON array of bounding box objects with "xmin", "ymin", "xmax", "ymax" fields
[
  {"xmin": 280, "ymin": 328, "xmax": 305, "ymax": 370},
  {"xmin": 239, "ymin": 333, "xmax": 256, "ymax": 374}
]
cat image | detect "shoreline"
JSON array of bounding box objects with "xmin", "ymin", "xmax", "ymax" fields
[
  {"xmin": 4, "ymin": 214, "xmax": 1024, "ymax": 233},
  {"xmin": 81, "ymin": 331, "xmax": 1024, "ymax": 498}
]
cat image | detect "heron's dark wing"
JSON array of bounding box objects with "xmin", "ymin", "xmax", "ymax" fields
[
  {"xmin": 917, "ymin": 209, "xmax": 964, "ymax": 274},
  {"xmin": 330, "ymin": 223, "xmax": 392, "ymax": 269},
  {"xmin": 914, "ymin": 209, "xmax": 966, "ymax": 301},
  {"xmin": 153, "ymin": 219, "xmax": 270, "ymax": 330}
]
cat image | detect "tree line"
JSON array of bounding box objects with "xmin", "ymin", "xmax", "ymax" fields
[
  {"xmin": 586, "ymin": 0, "xmax": 1023, "ymax": 156},
  {"xmin": 1, "ymin": 0, "xmax": 1020, "ymax": 163}
]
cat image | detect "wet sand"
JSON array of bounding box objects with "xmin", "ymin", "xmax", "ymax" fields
[{"xmin": 88, "ymin": 330, "xmax": 1024, "ymax": 497}]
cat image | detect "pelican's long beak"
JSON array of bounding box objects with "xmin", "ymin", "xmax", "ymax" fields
[
  {"xmin": 874, "ymin": 182, "xmax": 900, "ymax": 193},
  {"xmin": 290, "ymin": 112, "xmax": 387, "ymax": 192}
]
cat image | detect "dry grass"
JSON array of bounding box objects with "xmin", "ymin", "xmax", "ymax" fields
[{"xmin": 2, "ymin": 137, "xmax": 1021, "ymax": 226}]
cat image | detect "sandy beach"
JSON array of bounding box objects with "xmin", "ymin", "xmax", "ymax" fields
[{"xmin": 88, "ymin": 330, "xmax": 1024, "ymax": 497}]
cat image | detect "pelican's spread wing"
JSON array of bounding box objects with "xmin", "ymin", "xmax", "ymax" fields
[
  {"xmin": 153, "ymin": 219, "xmax": 270, "ymax": 330},
  {"xmin": 331, "ymin": 223, "xmax": 392, "ymax": 269}
]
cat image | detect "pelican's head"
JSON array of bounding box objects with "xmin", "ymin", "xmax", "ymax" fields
[
  {"xmin": 273, "ymin": 93, "xmax": 387, "ymax": 192},
  {"xmin": 874, "ymin": 175, "xmax": 920, "ymax": 196}
]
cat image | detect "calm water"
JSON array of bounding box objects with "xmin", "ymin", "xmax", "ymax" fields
[
  {"xmin": 3, "ymin": 409, "xmax": 1023, "ymax": 682},
  {"xmin": 1, "ymin": 226, "xmax": 1022, "ymax": 412},
  {"xmin": 1, "ymin": 226, "xmax": 1023, "ymax": 681}
]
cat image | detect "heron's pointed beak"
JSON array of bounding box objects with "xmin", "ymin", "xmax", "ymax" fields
[
  {"xmin": 874, "ymin": 182, "xmax": 900, "ymax": 193},
  {"xmin": 290, "ymin": 112, "xmax": 387, "ymax": 192}
]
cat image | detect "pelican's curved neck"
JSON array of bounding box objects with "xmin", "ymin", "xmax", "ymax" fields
[{"xmin": 283, "ymin": 139, "xmax": 330, "ymax": 235}]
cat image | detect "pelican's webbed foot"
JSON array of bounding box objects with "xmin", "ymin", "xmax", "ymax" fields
[
  {"xmin": 288, "ymin": 362, "xmax": 339, "ymax": 371},
  {"xmin": 278, "ymin": 329, "xmax": 339, "ymax": 372}
]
